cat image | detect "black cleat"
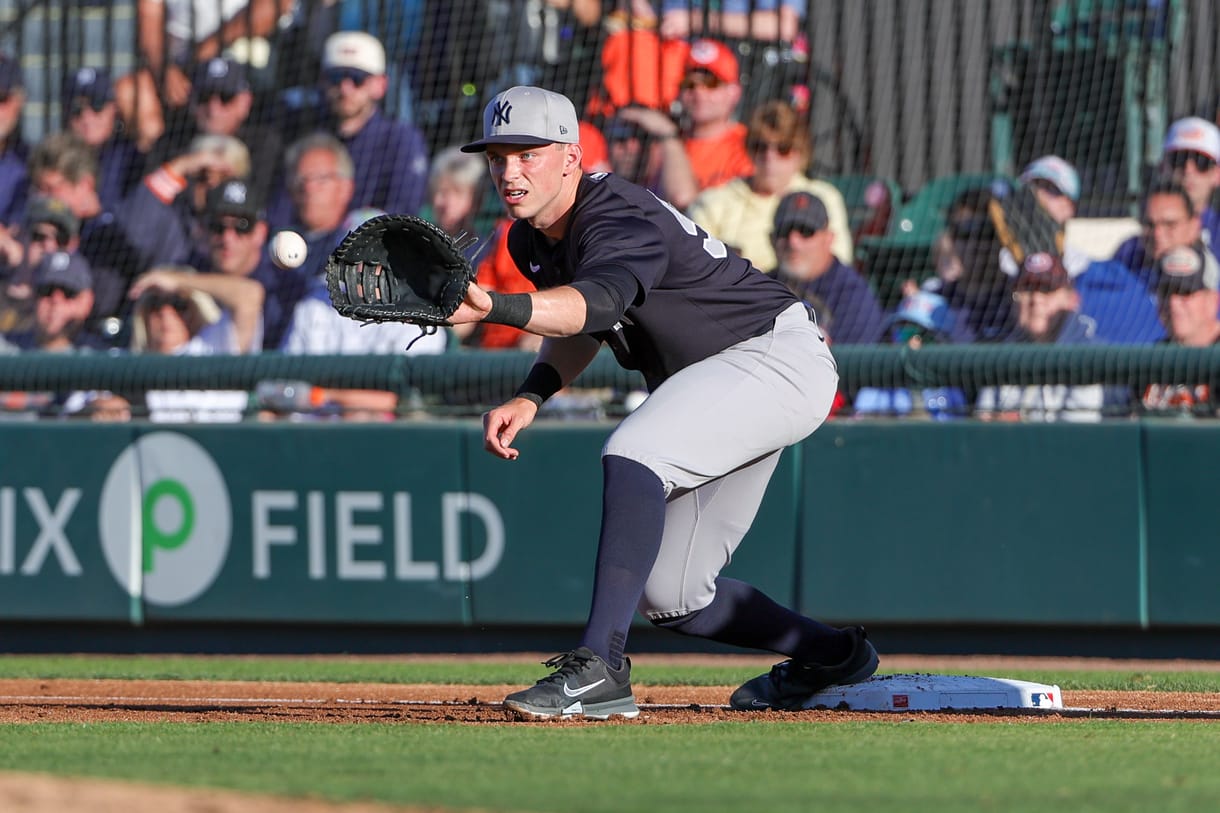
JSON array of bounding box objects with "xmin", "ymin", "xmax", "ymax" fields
[{"xmin": 730, "ymin": 627, "xmax": 879, "ymax": 711}]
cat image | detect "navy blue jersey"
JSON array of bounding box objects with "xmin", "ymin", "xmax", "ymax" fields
[{"xmin": 507, "ymin": 172, "xmax": 797, "ymax": 385}]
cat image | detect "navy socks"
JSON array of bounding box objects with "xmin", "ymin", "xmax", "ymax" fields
[
  {"xmin": 656, "ymin": 576, "xmax": 852, "ymax": 666},
  {"xmin": 580, "ymin": 455, "xmax": 666, "ymax": 670}
]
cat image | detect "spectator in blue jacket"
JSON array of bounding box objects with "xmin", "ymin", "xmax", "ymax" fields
[
  {"xmin": 1111, "ymin": 117, "xmax": 1220, "ymax": 278},
  {"xmin": 0, "ymin": 53, "xmax": 29, "ymax": 228},
  {"xmin": 62, "ymin": 67, "xmax": 143, "ymax": 211},
  {"xmin": 767, "ymin": 191, "xmax": 884, "ymax": 344},
  {"xmin": 321, "ymin": 30, "xmax": 429, "ymax": 217},
  {"xmin": 28, "ymin": 132, "xmax": 187, "ymax": 330}
]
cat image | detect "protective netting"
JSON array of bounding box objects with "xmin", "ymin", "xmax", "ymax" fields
[{"xmin": 0, "ymin": 1, "xmax": 1218, "ymax": 422}]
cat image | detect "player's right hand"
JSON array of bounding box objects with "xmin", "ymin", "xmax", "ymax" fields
[{"xmin": 482, "ymin": 398, "xmax": 539, "ymax": 460}]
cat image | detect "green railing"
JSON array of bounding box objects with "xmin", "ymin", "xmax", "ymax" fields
[{"xmin": 4, "ymin": 346, "xmax": 1219, "ymax": 401}]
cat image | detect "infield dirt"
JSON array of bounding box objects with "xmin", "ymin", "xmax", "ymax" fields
[{"xmin": 2, "ymin": 654, "xmax": 1217, "ymax": 812}]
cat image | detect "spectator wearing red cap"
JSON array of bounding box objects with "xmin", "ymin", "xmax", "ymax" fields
[
  {"xmin": 588, "ymin": 37, "xmax": 751, "ymax": 211},
  {"xmin": 976, "ymin": 251, "xmax": 1111, "ymax": 422},
  {"xmin": 677, "ymin": 38, "xmax": 753, "ymax": 195}
]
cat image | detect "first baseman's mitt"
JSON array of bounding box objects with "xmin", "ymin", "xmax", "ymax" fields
[
  {"xmin": 987, "ymin": 181, "xmax": 1064, "ymax": 266},
  {"xmin": 325, "ymin": 213, "xmax": 476, "ymax": 326}
]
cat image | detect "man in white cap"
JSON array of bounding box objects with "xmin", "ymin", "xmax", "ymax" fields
[
  {"xmin": 320, "ymin": 31, "xmax": 430, "ymax": 219},
  {"xmin": 1019, "ymin": 155, "xmax": 1080, "ymax": 227},
  {"xmin": 449, "ymin": 86, "xmax": 877, "ymax": 720},
  {"xmin": 1113, "ymin": 116, "xmax": 1220, "ymax": 276},
  {"xmin": 1010, "ymin": 155, "xmax": 1091, "ymax": 277}
]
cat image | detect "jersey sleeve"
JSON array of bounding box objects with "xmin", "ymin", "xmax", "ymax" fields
[{"xmin": 571, "ymin": 212, "xmax": 668, "ymax": 303}]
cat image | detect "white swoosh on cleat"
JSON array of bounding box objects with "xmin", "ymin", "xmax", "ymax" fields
[{"xmin": 562, "ymin": 679, "xmax": 606, "ymax": 698}]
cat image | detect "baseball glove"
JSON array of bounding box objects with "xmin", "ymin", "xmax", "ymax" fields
[
  {"xmin": 325, "ymin": 213, "xmax": 476, "ymax": 326},
  {"xmin": 987, "ymin": 181, "xmax": 1065, "ymax": 266}
]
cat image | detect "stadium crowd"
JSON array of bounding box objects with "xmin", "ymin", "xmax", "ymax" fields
[{"xmin": 0, "ymin": 1, "xmax": 1217, "ymax": 422}]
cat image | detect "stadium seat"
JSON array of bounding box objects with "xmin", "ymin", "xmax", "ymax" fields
[
  {"xmin": 823, "ymin": 173, "xmax": 903, "ymax": 242},
  {"xmin": 855, "ymin": 173, "xmax": 1005, "ymax": 309}
]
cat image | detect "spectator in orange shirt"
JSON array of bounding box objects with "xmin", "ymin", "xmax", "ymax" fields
[
  {"xmin": 677, "ymin": 39, "xmax": 752, "ymax": 196},
  {"xmin": 583, "ymin": 4, "xmax": 690, "ymax": 124},
  {"xmin": 468, "ymin": 223, "xmax": 542, "ymax": 351},
  {"xmin": 596, "ymin": 37, "xmax": 751, "ymax": 211}
]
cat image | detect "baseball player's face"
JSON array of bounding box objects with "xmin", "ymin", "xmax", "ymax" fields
[{"xmin": 486, "ymin": 143, "xmax": 580, "ymax": 235}]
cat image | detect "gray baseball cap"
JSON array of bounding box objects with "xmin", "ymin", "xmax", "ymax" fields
[{"xmin": 461, "ymin": 86, "xmax": 579, "ymax": 153}]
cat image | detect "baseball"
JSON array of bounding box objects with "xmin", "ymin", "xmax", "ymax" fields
[{"xmin": 270, "ymin": 230, "xmax": 307, "ymax": 269}]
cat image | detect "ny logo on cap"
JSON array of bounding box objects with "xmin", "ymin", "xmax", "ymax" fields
[{"xmin": 492, "ymin": 100, "xmax": 512, "ymax": 127}]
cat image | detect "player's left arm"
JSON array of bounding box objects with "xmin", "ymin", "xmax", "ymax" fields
[{"xmin": 454, "ymin": 219, "xmax": 656, "ymax": 337}]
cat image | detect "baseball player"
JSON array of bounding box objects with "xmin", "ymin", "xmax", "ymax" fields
[{"xmin": 451, "ymin": 86, "xmax": 878, "ymax": 719}]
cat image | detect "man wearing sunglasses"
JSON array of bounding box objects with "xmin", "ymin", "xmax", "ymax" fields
[
  {"xmin": 1112, "ymin": 116, "xmax": 1220, "ymax": 279},
  {"xmin": 688, "ymin": 99, "xmax": 853, "ymax": 271},
  {"xmin": 318, "ymin": 31, "xmax": 429, "ymax": 220},
  {"xmin": 2, "ymin": 250, "xmax": 105, "ymax": 353},
  {"xmin": 674, "ymin": 39, "xmax": 752, "ymax": 200},
  {"xmin": 768, "ymin": 191, "xmax": 883, "ymax": 344},
  {"xmin": 144, "ymin": 57, "xmax": 282, "ymax": 209},
  {"xmin": 203, "ymin": 178, "xmax": 295, "ymax": 351},
  {"xmin": 62, "ymin": 67, "xmax": 142, "ymax": 212}
]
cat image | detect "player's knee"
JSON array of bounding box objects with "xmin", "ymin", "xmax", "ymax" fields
[
  {"xmin": 638, "ymin": 583, "xmax": 713, "ymax": 626},
  {"xmin": 648, "ymin": 607, "xmax": 703, "ymax": 632}
]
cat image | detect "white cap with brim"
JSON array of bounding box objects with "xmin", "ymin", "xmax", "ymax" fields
[{"xmin": 461, "ymin": 86, "xmax": 579, "ymax": 153}]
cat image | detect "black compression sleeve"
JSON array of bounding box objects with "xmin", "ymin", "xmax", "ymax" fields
[
  {"xmin": 513, "ymin": 362, "xmax": 563, "ymax": 407},
  {"xmin": 570, "ymin": 277, "xmax": 633, "ymax": 332},
  {"xmin": 485, "ymin": 291, "xmax": 533, "ymax": 328}
]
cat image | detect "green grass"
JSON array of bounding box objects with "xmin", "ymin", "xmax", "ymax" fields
[
  {"xmin": 1, "ymin": 720, "xmax": 1219, "ymax": 813},
  {"xmin": 0, "ymin": 653, "xmax": 1218, "ymax": 693},
  {"xmin": 1, "ymin": 655, "xmax": 1218, "ymax": 812}
]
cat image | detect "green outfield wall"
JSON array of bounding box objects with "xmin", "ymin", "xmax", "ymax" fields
[{"xmin": 0, "ymin": 420, "xmax": 1215, "ymax": 629}]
